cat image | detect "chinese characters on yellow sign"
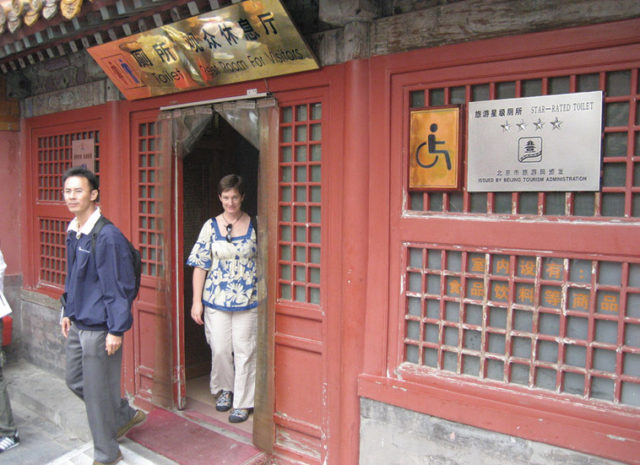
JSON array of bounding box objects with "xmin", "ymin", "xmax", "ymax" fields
[
  {"xmin": 409, "ymin": 106, "xmax": 462, "ymax": 190},
  {"xmin": 443, "ymin": 256, "xmax": 620, "ymax": 314},
  {"xmin": 88, "ymin": 0, "xmax": 319, "ymax": 100}
]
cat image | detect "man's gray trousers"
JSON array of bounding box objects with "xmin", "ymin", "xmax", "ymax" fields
[{"xmin": 65, "ymin": 324, "xmax": 135, "ymax": 463}]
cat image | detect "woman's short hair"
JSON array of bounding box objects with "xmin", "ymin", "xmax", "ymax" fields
[
  {"xmin": 218, "ymin": 174, "xmax": 245, "ymax": 196},
  {"xmin": 62, "ymin": 166, "xmax": 99, "ymax": 191}
]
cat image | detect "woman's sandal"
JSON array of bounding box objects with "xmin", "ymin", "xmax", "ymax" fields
[
  {"xmin": 229, "ymin": 408, "xmax": 250, "ymax": 423},
  {"xmin": 216, "ymin": 391, "xmax": 233, "ymax": 412}
]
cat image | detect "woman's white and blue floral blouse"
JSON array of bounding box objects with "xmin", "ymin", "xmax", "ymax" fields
[{"xmin": 187, "ymin": 218, "xmax": 257, "ymax": 311}]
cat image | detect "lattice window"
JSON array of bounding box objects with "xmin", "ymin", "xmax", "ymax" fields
[
  {"xmin": 38, "ymin": 218, "xmax": 68, "ymax": 286},
  {"xmin": 278, "ymin": 102, "xmax": 322, "ymax": 304},
  {"xmin": 36, "ymin": 131, "xmax": 99, "ymax": 288},
  {"xmin": 403, "ymin": 245, "xmax": 640, "ymax": 407},
  {"xmin": 37, "ymin": 131, "xmax": 101, "ymax": 201},
  {"xmin": 408, "ymin": 69, "xmax": 640, "ymax": 218},
  {"xmin": 135, "ymin": 121, "xmax": 162, "ymax": 277}
]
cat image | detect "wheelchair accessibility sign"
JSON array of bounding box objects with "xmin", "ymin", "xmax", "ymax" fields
[{"xmin": 409, "ymin": 106, "xmax": 462, "ymax": 190}]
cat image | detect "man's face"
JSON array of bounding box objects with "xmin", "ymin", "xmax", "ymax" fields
[{"xmin": 63, "ymin": 176, "xmax": 98, "ymax": 217}]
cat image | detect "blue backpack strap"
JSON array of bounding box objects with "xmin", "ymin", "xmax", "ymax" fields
[
  {"xmin": 90, "ymin": 215, "xmax": 142, "ymax": 299},
  {"xmin": 90, "ymin": 216, "xmax": 112, "ymax": 254}
]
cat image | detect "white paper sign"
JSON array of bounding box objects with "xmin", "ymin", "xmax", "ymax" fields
[
  {"xmin": 467, "ymin": 91, "xmax": 603, "ymax": 192},
  {"xmin": 72, "ymin": 139, "xmax": 95, "ymax": 171}
]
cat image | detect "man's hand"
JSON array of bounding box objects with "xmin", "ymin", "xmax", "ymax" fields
[
  {"xmin": 106, "ymin": 333, "xmax": 123, "ymax": 356},
  {"xmin": 61, "ymin": 317, "xmax": 71, "ymax": 338}
]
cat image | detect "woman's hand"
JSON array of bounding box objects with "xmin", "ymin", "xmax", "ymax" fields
[
  {"xmin": 191, "ymin": 267, "xmax": 207, "ymax": 325},
  {"xmin": 191, "ymin": 301, "xmax": 204, "ymax": 325}
]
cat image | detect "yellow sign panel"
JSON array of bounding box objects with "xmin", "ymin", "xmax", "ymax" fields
[
  {"xmin": 409, "ymin": 107, "xmax": 462, "ymax": 190},
  {"xmin": 88, "ymin": 0, "xmax": 319, "ymax": 100}
]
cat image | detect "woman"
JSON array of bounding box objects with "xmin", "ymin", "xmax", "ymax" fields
[{"xmin": 187, "ymin": 174, "xmax": 257, "ymax": 423}]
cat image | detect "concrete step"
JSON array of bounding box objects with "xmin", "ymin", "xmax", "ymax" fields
[
  {"xmin": 5, "ymin": 359, "xmax": 178, "ymax": 464},
  {"xmin": 5, "ymin": 359, "xmax": 91, "ymax": 442},
  {"xmin": 5, "ymin": 359, "xmax": 267, "ymax": 465}
]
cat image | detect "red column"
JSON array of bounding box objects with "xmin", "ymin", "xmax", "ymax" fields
[{"xmin": 335, "ymin": 58, "xmax": 370, "ymax": 465}]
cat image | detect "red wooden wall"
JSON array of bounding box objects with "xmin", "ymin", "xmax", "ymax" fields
[{"xmin": 361, "ymin": 19, "xmax": 640, "ymax": 464}]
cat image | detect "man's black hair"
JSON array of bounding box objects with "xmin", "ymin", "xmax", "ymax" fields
[{"xmin": 62, "ymin": 166, "xmax": 99, "ymax": 191}]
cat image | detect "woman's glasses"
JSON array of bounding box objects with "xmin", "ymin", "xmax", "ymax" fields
[{"xmin": 225, "ymin": 223, "xmax": 233, "ymax": 242}]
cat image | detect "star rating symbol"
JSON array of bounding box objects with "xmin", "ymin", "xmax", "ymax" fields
[
  {"xmin": 533, "ymin": 118, "xmax": 544, "ymax": 130},
  {"xmin": 516, "ymin": 120, "xmax": 527, "ymax": 131},
  {"xmin": 501, "ymin": 120, "xmax": 511, "ymax": 132},
  {"xmin": 551, "ymin": 117, "xmax": 562, "ymax": 130}
]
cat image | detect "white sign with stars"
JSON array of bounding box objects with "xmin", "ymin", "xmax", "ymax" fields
[{"xmin": 467, "ymin": 91, "xmax": 603, "ymax": 192}]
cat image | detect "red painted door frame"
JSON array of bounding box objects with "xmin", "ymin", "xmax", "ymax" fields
[
  {"xmin": 118, "ymin": 70, "xmax": 354, "ymax": 464},
  {"xmin": 259, "ymin": 65, "xmax": 356, "ymax": 465}
]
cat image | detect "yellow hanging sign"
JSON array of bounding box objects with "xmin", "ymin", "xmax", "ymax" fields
[{"xmin": 88, "ymin": 0, "xmax": 319, "ymax": 100}]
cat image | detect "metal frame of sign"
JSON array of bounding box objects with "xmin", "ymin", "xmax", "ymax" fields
[{"xmin": 408, "ymin": 105, "xmax": 463, "ymax": 191}]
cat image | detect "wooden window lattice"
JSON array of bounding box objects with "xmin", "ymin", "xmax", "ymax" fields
[
  {"xmin": 36, "ymin": 131, "xmax": 99, "ymax": 288},
  {"xmin": 135, "ymin": 121, "xmax": 162, "ymax": 277},
  {"xmin": 403, "ymin": 245, "xmax": 640, "ymax": 407},
  {"xmin": 277, "ymin": 102, "xmax": 322, "ymax": 304},
  {"xmin": 38, "ymin": 218, "xmax": 68, "ymax": 286},
  {"xmin": 37, "ymin": 131, "xmax": 100, "ymax": 202}
]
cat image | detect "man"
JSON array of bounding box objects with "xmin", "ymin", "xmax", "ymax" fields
[
  {"xmin": 60, "ymin": 167, "xmax": 145, "ymax": 465},
  {"xmin": 0, "ymin": 249, "xmax": 18, "ymax": 453}
]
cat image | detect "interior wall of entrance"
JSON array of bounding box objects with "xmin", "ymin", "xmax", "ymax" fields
[{"xmin": 181, "ymin": 112, "xmax": 259, "ymax": 385}]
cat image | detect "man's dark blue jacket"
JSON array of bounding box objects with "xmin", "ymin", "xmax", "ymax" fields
[{"xmin": 63, "ymin": 221, "xmax": 136, "ymax": 336}]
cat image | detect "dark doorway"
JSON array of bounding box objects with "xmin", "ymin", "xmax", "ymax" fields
[{"xmin": 181, "ymin": 111, "xmax": 259, "ymax": 397}]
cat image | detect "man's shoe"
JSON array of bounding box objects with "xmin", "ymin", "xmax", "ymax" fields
[
  {"xmin": 0, "ymin": 432, "xmax": 19, "ymax": 452},
  {"xmin": 216, "ymin": 390, "xmax": 233, "ymax": 412},
  {"xmin": 116, "ymin": 409, "xmax": 146, "ymax": 439},
  {"xmin": 229, "ymin": 408, "xmax": 251, "ymax": 423},
  {"xmin": 93, "ymin": 451, "xmax": 123, "ymax": 465}
]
